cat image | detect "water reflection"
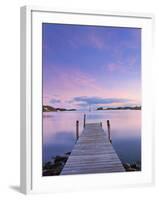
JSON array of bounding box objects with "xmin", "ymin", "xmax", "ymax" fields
[{"xmin": 43, "ymin": 110, "xmax": 141, "ymax": 164}]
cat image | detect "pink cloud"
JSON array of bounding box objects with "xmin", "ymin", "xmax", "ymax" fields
[
  {"xmin": 107, "ymin": 63, "xmax": 119, "ymax": 72},
  {"xmin": 88, "ymin": 33, "xmax": 105, "ymax": 49},
  {"xmin": 68, "ymin": 31, "xmax": 107, "ymax": 50},
  {"xmin": 105, "ymin": 53, "xmax": 138, "ymax": 74},
  {"xmin": 43, "ymin": 64, "xmax": 114, "ymax": 105},
  {"xmin": 43, "ymin": 63, "xmax": 141, "ymax": 108}
]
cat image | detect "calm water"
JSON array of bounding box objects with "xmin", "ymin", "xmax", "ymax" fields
[{"xmin": 43, "ymin": 110, "xmax": 141, "ymax": 165}]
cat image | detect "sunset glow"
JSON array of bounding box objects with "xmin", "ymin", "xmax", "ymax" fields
[{"xmin": 42, "ymin": 23, "xmax": 141, "ymax": 110}]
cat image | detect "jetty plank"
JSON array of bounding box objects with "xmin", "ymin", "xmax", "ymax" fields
[{"xmin": 61, "ymin": 123, "xmax": 125, "ymax": 175}]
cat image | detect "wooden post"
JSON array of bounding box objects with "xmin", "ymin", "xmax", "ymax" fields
[
  {"xmin": 100, "ymin": 122, "xmax": 102, "ymax": 127},
  {"xmin": 76, "ymin": 120, "xmax": 79, "ymax": 141},
  {"xmin": 107, "ymin": 120, "xmax": 112, "ymax": 143},
  {"xmin": 83, "ymin": 114, "xmax": 86, "ymax": 128}
]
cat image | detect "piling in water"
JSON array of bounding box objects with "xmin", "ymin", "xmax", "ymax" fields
[
  {"xmin": 107, "ymin": 120, "xmax": 112, "ymax": 143},
  {"xmin": 83, "ymin": 114, "xmax": 86, "ymax": 128},
  {"xmin": 76, "ymin": 120, "xmax": 79, "ymax": 141}
]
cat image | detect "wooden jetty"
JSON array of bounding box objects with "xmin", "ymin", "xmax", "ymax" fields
[{"xmin": 61, "ymin": 122, "xmax": 125, "ymax": 175}]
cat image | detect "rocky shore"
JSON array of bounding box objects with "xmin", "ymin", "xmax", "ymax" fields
[
  {"xmin": 43, "ymin": 152, "xmax": 71, "ymax": 176},
  {"xmin": 123, "ymin": 161, "xmax": 141, "ymax": 171},
  {"xmin": 43, "ymin": 105, "xmax": 76, "ymax": 112},
  {"xmin": 43, "ymin": 152, "xmax": 141, "ymax": 176}
]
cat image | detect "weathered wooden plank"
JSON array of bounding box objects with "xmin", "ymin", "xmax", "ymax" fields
[
  {"xmin": 66, "ymin": 161, "xmax": 120, "ymax": 166},
  {"xmin": 62, "ymin": 167, "xmax": 125, "ymax": 175},
  {"xmin": 61, "ymin": 123, "xmax": 125, "ymax": 175},
  {"xmin": 63, "ymin": 163, "xmax": 124, "ymax": 169}
]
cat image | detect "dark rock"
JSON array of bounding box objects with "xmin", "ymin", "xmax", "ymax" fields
[
  {"xmin": 44, "ymin": 161, "xmax": 53, "ymax": 170},
  {"xmin": 54, "ymin": 155, "xmax": 68, "ymax": 163},
  {"xmin": 43, "ymin": 152, "xmax": 70, "ymax": 176},
  {"xmin": 123, "ymin": 161, "xmax": 141, "ymax": 172},
  {"xmin": 131, "ymin": 163, "xmax": 141, "ymax": 171},
  {"xmin": 50, "ymin": 158, "xmax": 55, "ymax": 164},
  {"xmin": 65, "ymin": 152, "xmax": 71, "ymax": 155},
  {"xmin": 131, "ymin": 163, "xmax": 137, "ymax": 168},
  {"xmin": 126, "ymin": 167, "xmax": 137, "ymax": 172},
  {"xmin": 123, "ymin": 163, "xmax": 131, "ymax": 169}
]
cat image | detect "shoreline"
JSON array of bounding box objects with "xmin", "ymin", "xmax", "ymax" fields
[
  {"xmin": 43, "ymin": 152, "xmax": 141, "ymax": 176},
  {"xmin": 43, "ymin": 105, "xmax": 141, "ymax": 112}
]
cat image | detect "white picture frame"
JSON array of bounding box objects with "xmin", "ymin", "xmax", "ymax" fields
[{"xmin": 20, "ymin": 6, "xmax": 154, "ymax": 194}]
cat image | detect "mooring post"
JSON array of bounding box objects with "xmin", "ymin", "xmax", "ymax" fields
[
  {"xmin": 83, "ymin": 114, "xmax": 86, "ymax": 128},
  {"xmin": 107, "ymin": 120, "xmax": 112, "ymax": 143},
  {"xmin": 76, "ymin": 120, "xmax": 79, "ymax": 141}
]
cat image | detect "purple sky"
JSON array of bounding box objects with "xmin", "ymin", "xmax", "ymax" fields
[{"xmin": 42, "ymin": 23, "xmax": 141, "ymax": 110}]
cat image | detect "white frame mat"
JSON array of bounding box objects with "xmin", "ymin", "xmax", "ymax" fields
[{"xmin": 20, "ymin": 6, "xmax": 154, "ymax": 194}]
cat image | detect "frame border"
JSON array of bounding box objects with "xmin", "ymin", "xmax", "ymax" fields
[{"xmin": 20, "ymin": 6, "xmax": 154, "ymax": 194}]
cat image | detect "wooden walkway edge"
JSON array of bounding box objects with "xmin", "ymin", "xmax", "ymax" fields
[{"xmin": 61, "ymin": 123, "xmax": 125, "ymax": 175}]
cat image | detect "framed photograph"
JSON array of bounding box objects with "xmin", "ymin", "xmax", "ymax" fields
[{"xmin": 20, "ymin": 6, "xmax": 154, "ymax": 194}]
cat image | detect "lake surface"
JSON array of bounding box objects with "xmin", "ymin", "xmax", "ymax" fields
[{"xmin": 43, "ymin": 110, "xmax": 141, "ymax": 165}]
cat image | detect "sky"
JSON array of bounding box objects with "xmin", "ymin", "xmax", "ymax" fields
[{"xmin": 42, "ymin": 23, "xmax": 141, "ymax": 110}]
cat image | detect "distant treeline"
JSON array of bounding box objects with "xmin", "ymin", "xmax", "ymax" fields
[
  {"xmin": 97, "ymin": 106, "xmax": 141, "ymax": 110},
  {"xmin": 43, "ymin": 105, "xmax": 76, "ymax": 112}
]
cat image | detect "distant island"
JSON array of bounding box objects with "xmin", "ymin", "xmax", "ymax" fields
[
  {"xmin": 43, "ymin": 105, "xmax": 76, "ymax": 112},
  {"xmin": 97, "ymin": 106, "xmax": 141, "ymax": 110}
]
